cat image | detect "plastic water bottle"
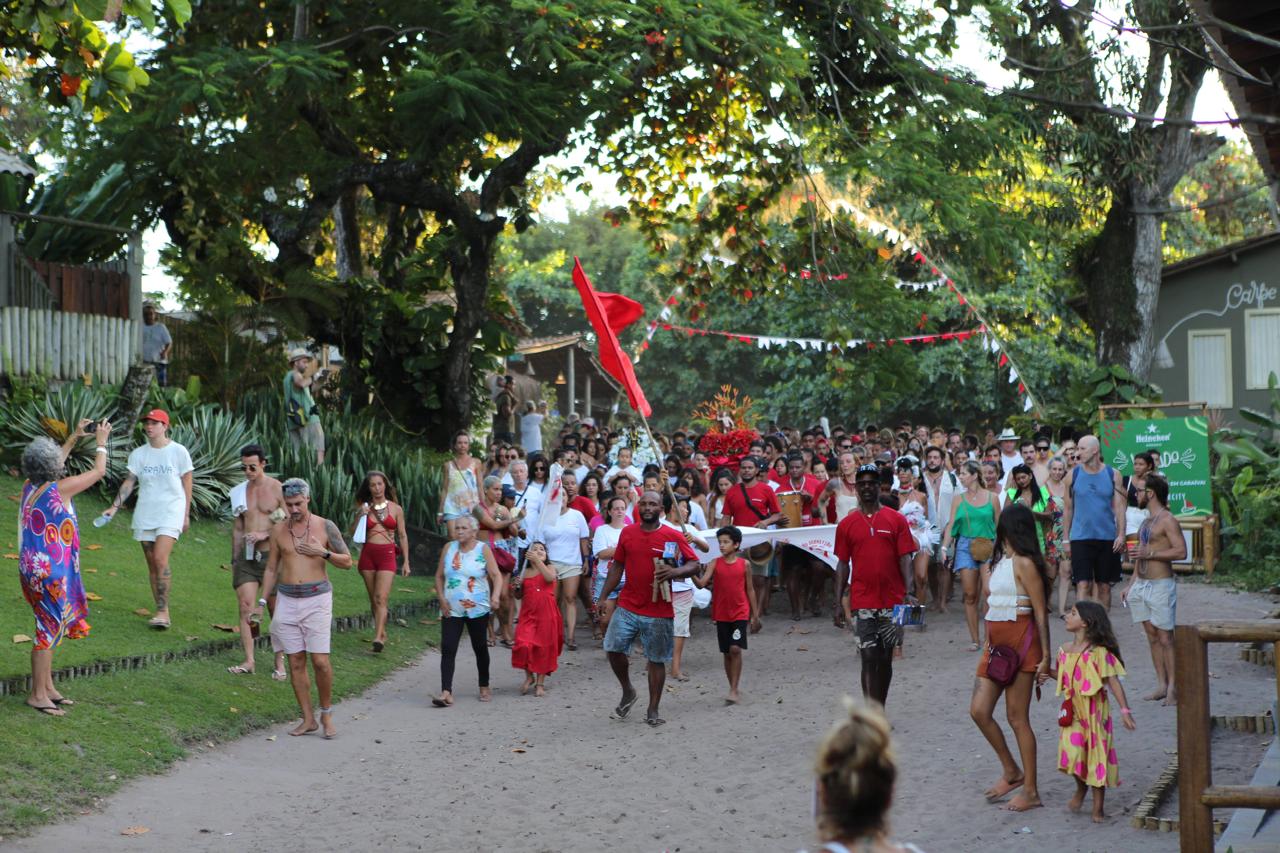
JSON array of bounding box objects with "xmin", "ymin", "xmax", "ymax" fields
[{"xmin": 92, "ymin": 513, "xmax": 112, "ymax": 528}]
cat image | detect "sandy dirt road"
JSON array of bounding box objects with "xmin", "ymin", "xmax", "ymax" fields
[{"xmin": 8, "ymin": 580, "xmax": 1277, "ymax": 853}]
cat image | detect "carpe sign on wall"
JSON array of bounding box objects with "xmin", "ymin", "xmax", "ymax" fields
[{"xmin": 1098, "ymin": 417, "xmax": 1212, "ymax": 516}]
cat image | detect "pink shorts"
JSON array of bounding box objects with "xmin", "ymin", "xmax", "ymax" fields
[{"xmin": 270, "ymin": 590, "xmax": 333, "ymax": 654}]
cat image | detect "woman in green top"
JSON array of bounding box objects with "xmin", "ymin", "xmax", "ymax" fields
[
  {"xmin": 941, "ymin": 461, "xmax": 999, "ymax": 650},
  {"xmin": 1002, "ymin": 464, "xmax": 1054, "ymax": 545}
]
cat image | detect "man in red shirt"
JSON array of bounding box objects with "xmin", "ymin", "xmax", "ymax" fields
[
  {"xmin": 778, "ymin": 453, "xmax": 825, "ymax": 621},
  {"xmin": 598, "ymin": 491, "xmax": 698, "ymax": 727},
  {"xmin": 715, "ymin": 455, "xmax": 785, "ymax": 615},
  {"xmin": 835, "ymin": 464, "xmax": 915, "ymax": 708}
]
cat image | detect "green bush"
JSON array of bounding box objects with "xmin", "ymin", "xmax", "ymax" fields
[
  {"xmin": 0, "ymin": 382, "xmax": 130, "ymax": 479},
  {"xmin": 1212, "ymin": 372, "xmax": 1280, "ymax": 591}
]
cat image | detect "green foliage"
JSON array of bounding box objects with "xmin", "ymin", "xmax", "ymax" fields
[
  {"xmin": 1163, "ymin": 141, "xmax": 1276, "ymax": 263},
  {"xmin": 0, "ymin": 0, "xmax": 189, "ymax": 115},
  {"xmin": 1212, "ymin": 373, "xmax": 1280, "ymax": 591},
  {"xmin": 1012, "ymin": 364, "xmax": 1163, "ymax": 436},
  {"xmin": 166, "ymin": 404, "xmax": 258, "ymax": 518},
  {"xmin": 238, "ymin": 389, "xmax": 445, "ymax": 532},
  {"xmin": 0, "ymin": 382, "xmax": 130, "ymax": 478}
]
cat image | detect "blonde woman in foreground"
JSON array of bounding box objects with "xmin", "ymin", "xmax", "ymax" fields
[{"xmin": 803, "ymin": 699, "xmax": 925, "ymax": 853}]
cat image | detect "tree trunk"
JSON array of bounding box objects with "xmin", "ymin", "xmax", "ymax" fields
[{"xmin": 439, "ymin": 234, "xmax": 496, "ymax": 443}]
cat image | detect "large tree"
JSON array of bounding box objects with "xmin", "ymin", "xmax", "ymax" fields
[{"xmin": 48, "ymin": 0, "xmax": 810, "ymax": 440}]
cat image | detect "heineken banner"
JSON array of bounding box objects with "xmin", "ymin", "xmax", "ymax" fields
[{"xmin": 1099, "ymin": 416, "xmax": 1212, "ymax": 516}]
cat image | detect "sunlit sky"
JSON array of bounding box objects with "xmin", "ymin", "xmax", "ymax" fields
[{"xmin": 140, "ymin": 11, "xmax": 1248, "ymax": 309}]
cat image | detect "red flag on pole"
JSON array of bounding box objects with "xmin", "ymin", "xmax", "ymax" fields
[{"xmin": 572, "ymin": 257, "xmax": 652, "ymax": 417}]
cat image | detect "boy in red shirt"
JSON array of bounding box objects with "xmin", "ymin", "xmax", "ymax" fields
[
  {"xmin": 835, "ymin": 465, "xmax": 916, "ymax": 708},
  {"xmin": 693, "ymin": 525, "xmax": 760, "ymax": 705},
  {"xmin": 598, "ymin": 491, "xmax": 698, "ymax": 727}
]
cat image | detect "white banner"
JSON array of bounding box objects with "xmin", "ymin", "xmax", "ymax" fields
[{"xmin": 691, "ymin": 524, "xmax": 840, "ymax": 569}]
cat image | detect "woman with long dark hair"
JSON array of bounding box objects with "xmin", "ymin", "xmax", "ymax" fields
[
  {"xmin": 969, "ymin": 503, "xmax": 1050, "ymax": 813},
  {"xmin": 353, "ymin": 471, "xmax": 410, "ymax": 653},
  {"xmin": 707, "ymin": 467, "xmax": 737, "ymax": 527}
]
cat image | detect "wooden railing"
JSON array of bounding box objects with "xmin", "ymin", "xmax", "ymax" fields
[
  {"xmin": 1, "ymin": 241, "xmax": 56, "ymax": 310},
  {"xmin": 1176, "ymin": 621, "xmax": 1280, "ymax": 851}
]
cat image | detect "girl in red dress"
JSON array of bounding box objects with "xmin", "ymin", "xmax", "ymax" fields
[{"xmin": 511, "ymin": 542, "xmax": 563, "ymax": 697}]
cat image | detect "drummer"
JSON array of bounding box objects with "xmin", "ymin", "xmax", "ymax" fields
[
  {"xmin": 777, "ymin": 453, "xmax": 825, "ymax": 621},
  {"xmin": 716, "ymin": 455, "xmax": 785, "ymax": 616}
]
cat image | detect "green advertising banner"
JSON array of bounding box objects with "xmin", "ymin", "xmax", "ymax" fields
[{"xmin": 1098, "ymin": 416, "xmax": 1212, "ymax": 516}]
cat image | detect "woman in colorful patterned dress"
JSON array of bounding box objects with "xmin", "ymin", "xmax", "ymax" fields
[
  {"xmin": 17, "ymin": 420, "xmax": 113, "ymax": 716},
  {"xmin": 1053, "ymin": 600, "xmax": 1136, "ymax": 822},
  {"xmin": 1043, "ymin": 456, "xmax": 1071, "ymax": 616}
]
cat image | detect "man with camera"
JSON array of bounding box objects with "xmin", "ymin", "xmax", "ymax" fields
[{"xmin": 285, "ymin": 348, "xmax": 326, "ymax": 464}]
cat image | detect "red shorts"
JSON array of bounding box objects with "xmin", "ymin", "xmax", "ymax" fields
[{"xmin": 358, "ymin": 541, "xmax": 398, "ymax": 572}]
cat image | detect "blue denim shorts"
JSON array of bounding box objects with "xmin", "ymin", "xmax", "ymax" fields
[
  {"xmin": 602, "ymin": 606, "xmax": 673, "ymax": 663},
  {"xmin": 953, "ymin": 536, "xmax": 982, "ymax": 572},
  {"xmin": 592, "ymin": 573, "xmax": 621, "ymax": 602}
]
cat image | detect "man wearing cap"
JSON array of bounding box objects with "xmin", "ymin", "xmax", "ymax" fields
[
  {"xmin": 102, "ymin": 409, "xmax": 193, "ymax": 629},
  {"xmin": 285, "ymin": 349, "xmax": 326, "ymax": 464},
  {"xmin": 141, "ymin": 303, "xmax": 173, "ymax": 387},
  {"xmin": 835, "ymin": 463, "xmax": 916, "ymax": 708}
]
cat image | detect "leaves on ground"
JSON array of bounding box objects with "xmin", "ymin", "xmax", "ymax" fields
[
  {"xmin": 86, "ymin": 544, "xmax": 103, "ymax": 551},
  {"xmin": 12, "ymin": 634, "xmax": 32, "ymax": 644},
  {"xmin": 120, "ymin": 826, "xmax": 149, "ymax": 836},
  {"xmin": 134, "ymin": 608, "xmax": 152, "ymax": 616},
  {"xmin": 2, "ymin": 554, "xmax": 17, "ymax": 560},
  {"xmin": 83, "ymin": 567, "xmax": 97, "ymax": 573},
  {"xmin": 85, "ymin": 592, "xmax": 103, "ymax": 601},
  {"xmin": 211, "ymin": 624, "xmax": 239, "ymax": 633}
]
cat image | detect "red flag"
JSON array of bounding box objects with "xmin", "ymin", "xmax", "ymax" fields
[
  {"xmin": 572, "ymin": 257, "xmax": 652, "ymax": 417},
  {"xmin": 597, "ymin": 291, "xmax": 645, "ymax": 333}
]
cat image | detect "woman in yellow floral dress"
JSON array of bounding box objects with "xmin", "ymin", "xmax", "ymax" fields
[{"xmin": 1052, "ymin": 600, "xmax": 1136, "ymax": 822}]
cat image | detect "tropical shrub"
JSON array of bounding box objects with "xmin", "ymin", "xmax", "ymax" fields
[
  {"xmin": 1212, "ymin": 373, "xmax": 1280, "ymax": 591},
  {"xmin": 166, "ymin": 405, "xmax": 259, "ymax": 518},
  {"xmin": 0, "ymin": 382, "xmax": 130, "ymax": 478}
]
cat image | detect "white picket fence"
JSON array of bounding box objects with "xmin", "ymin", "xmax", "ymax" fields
[{"xmin": 0, "ymin": 306, "xmax": 138, "ymax": 384}]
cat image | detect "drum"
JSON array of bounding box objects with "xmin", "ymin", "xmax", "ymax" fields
[
  {"xmin": 747, "ymin": 541, "xmax": 775, "ymax": 563},
  {"xmin": 778, "ymin": 491, "xmax": 805, "ymax": 529}
]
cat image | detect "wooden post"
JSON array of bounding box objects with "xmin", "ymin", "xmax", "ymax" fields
[
  {"xmin": 1176, "ymin": 625, "xmax": 1213, "ymax": 852},
  {"xmin": 566, "ymin": 345, "xmax": 576, "ymax": 418}
]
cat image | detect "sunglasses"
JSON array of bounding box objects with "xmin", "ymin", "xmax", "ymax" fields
[
  {"xmin": 1035, "ymin": 446, "xmax": 1050, "ymax": 452},
  {"xmin": 240, "ymin": 464, "xmax": 260, "ymax": 472}
]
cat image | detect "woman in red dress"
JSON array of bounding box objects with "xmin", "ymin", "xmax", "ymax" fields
[{"xmin": 511, "ymin": 542, "xmax": 563, "ymax": 697}]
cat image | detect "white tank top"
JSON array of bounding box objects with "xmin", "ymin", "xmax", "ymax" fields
[
  {"xmin": 985, "ymin": 556, "xmax": 1027, "ymax": 622},
  {"xmin": 834, "ymin": 490, "xmax": 860, "ymax": 521}
]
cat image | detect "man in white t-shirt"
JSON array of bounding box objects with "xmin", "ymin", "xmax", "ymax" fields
[
  {"xmin": 509, "ymin": 460, "xmax": 543, "ymax": 568},
  {"xmin": 520, "ymin": 401, "xmax": 544, "ymax": 454},
  {"xmin": 996, "ymin": 427, "xmax": 1021, "ymax": 479},
  {"xmin": 102, "ymin": 409, "xmax": 194, "ymax": 629}
]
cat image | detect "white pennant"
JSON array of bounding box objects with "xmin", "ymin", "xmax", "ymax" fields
[
  {"xmin": 1023, "ymin": 396, "xmax": 1034, "ymax": 412},
  {"xmin": 1008, "ymin": 367, "xmax": 1019, "ymax": 384}
]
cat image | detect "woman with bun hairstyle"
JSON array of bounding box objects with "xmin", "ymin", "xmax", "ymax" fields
[{"xmin": 805, "ymin": 699, "xmax": 925, "ymax": 852}]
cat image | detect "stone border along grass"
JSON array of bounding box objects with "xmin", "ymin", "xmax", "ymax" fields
[
  {"xmin": 0, "ymin": 598, "xmax": 440, "ymax": 696},
  {"xmin": 1128, "ymin": 712, "xmax": 1273, "ymax": 834}
]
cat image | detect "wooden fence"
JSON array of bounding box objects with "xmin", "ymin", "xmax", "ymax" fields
[
  {"xmin": 0, "ymin": 306, "xmax": 137, "ymax": 384},
  {"xmin": 28, "ymin": 257, "xmax": 131, "ymax": 318}
]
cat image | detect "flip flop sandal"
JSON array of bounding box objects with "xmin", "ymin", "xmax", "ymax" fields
[
  {"xmin": 29, "ymin": 703, "xmax": 64, "ymax": 716},
  {"xmin": 611, "ymin": 692, "xmax": 639, "ymax": 720},
  {"xmin": 227, "ymin": 665, "xmax": 253, "ymax": 675},
  {"xmin": 271, "ymin": 669, "xmax": 288, "ymax": 682},
  {"xmin": 372, "ymin": 641, "xmax": 384, "ymax": 653},
  {"xmin": 52, "ymin": 697, "xmax": 75, "ymax": 706},
  {"xmin": 645, "ymin": 717, "xmax": 667, "ymax": 727},
  {"xmin": 148, "ymin": 617, "xmax": 171, "ymax": 630},
  {"xmin": 431, "ymin": 696, "xmax": 453, "ymax": 708}
]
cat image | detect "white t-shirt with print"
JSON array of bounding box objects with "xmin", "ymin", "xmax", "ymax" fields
[{"xmin": 127, "ymin": 441, "xmax": 194, "ymax": 532}]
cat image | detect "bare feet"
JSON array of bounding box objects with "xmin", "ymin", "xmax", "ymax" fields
[
  {"xmin": 534, "ymin": 684, "xmax": 546, "ymax": 698},
  {"xmin": 479, "ymin": 687, "xmax": 492, "ymax": 702},
  {"xmin": 1092, "ymin": 810, "xmax": 1108, "ymax": 823},
  {"xmin": 520, "ymin": 675, "xmax": 534, "ymax": 696},
  {"xmin": 1003, "ymin": 792, "xmax": 1043, "ymax": 812},
  {"xmin": 725, "ymin": 691, "xmax": 740, "ymax": 705},
  {"xmin": 984, "ymin": 774, "xmax": 1024, "ymax": 802},
  {"xmin": 289, "ymin": 719, "xmax": 318, "ymax": 736},
  {"xmin": 672, "ymin": 672, "xmax": 689, "ymax": 682},
  {"xmin": 319, "ymin": 709, "xmax": 337, "ymax": 739},
  {"xmin": 1068, "ymin": 789, "xmax": 1086, "ymax": 813},
  {"xmin": 1162, "ymin": 692, "xmax": 1178, "ymax": 707},
  {"xmin": 1143, "ymin": 687, "xmax": 1167, "ymax": 701}
]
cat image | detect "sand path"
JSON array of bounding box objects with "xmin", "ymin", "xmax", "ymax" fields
[{"xmin": 7, "ymin": 580, "xmax": 1277, "ymax": 852}]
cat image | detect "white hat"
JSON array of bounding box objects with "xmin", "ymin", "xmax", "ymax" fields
[
  {"xmin": 996, "ymin": 427, "xmax": 1019, "ymax": 442},
  {"xmin": 288, "ymin": 348, "xmax": 312, "ymax": 363}
]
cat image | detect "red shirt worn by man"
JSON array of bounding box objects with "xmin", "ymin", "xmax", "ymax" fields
[
  {"xmin": 613, "ymin": 524, "xmax": 698, "ymax": 619},
  {"xmin": 834, "ymin": 507, "xmax": 915, "ymax": 609},
  {"xmin": 721, "ymin": 481, "xmax": 781, "ymax": 527}
]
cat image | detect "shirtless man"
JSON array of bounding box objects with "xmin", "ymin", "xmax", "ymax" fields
[
  {"xmin": 228, "ymin": 444, "xmax": 287, "ymax": 678},
  {"xmin": 1120, "ymin": 473, "xmax": 1185, "ymax": 706},
  {"xmin": 261, "ymin": 478, "xmax": 353, "ymax": 738}
]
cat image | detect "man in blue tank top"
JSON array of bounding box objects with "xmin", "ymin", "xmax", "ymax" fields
[{"xmin": 1060, "ymin": 435, "xmax": 1126, "ymax": 611}]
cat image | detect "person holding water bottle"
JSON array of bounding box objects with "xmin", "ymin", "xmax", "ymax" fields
[{"xmin": 102, "ymin": 410, "xmax": 193, "ymax": 630}]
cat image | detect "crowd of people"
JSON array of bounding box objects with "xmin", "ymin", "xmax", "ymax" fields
[{"xmin": 14, "ymin": 405, "xmax": 1189, "ymax": 843}]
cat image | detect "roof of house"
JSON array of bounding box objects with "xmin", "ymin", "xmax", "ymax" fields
[
  {"xmin": 1196, "ymin": 1, "xmax": 1280, "ymax": 181},
  {"xmin": 1162, "ymin": 229, "xmax": 1280, "ymax": 278}
]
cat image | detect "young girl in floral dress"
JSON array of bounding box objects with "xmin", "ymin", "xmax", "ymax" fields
[{"xmin": 1050, "ymin": 600, "xmax": 1136, "ymax": 822}]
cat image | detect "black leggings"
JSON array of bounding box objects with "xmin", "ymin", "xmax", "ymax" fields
[{"xmin": 440, "ymin": 616, "xmax": 490, "ymax": 692}]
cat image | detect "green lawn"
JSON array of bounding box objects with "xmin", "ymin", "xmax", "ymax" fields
[
  {"xmin": 2, "ymin": 473, "xmax": 433, "ymax": 680},
  {"xmin": 0, "ymin": 473, "xmax": 440, "ymax": 838}
]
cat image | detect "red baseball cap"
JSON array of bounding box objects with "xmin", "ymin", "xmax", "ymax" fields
[{"xmin": 140, "ymin": 409, "xmax": 170, "ymax": 426}]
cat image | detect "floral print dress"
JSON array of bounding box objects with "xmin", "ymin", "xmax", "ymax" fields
[
  {"xmin": 1056, "ymin": 645, "xmax": 1125, "ymax": 788},
  {"xmin": 18, "ymin": 480, "xmax": 90, "ymax": 650}
]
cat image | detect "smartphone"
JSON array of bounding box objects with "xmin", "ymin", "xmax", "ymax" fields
[{"xmin": 83, "ymin": 421, "xmax": 98, "ymax": 434}]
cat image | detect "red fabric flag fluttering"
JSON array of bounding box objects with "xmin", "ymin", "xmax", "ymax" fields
[{"xmin": 572, "ymin": 257, "xmax": 651, "ymax": 417}]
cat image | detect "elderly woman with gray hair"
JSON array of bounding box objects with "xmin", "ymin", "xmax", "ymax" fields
[{"xmin": 17, "ymin": 419, "xmax": 113, "ymax": 716}]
